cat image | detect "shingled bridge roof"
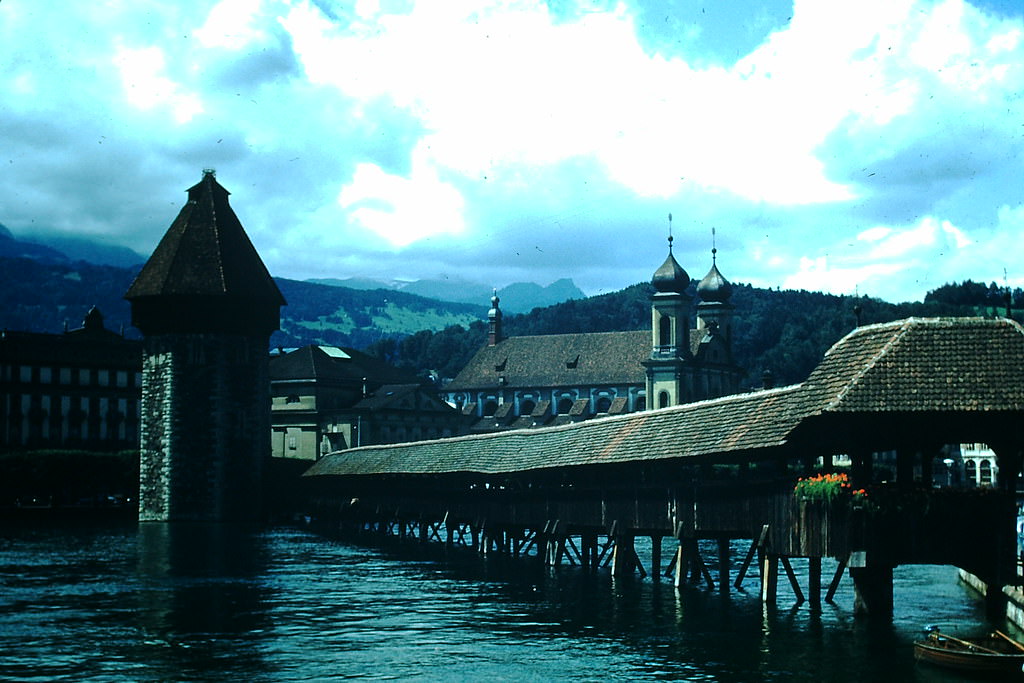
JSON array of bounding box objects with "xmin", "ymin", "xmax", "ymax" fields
[{"xmin": 305, "ymin": 317, "xmax": 1024, "ymax": 479}]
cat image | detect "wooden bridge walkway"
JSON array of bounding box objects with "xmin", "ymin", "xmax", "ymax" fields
[{"xmin": 303, "ymin": 318, "xmax": 1024, "ymax": 618}]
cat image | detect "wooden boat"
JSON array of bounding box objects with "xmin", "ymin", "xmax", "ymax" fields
[{"xmin": 914, "ymin": 627, "xmax": 1024, "ymax": 677}]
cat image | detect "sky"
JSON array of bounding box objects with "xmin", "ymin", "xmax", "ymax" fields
[{"xmin": 3, "ymin": 0, "xmax": 1024, "ymax": 303}]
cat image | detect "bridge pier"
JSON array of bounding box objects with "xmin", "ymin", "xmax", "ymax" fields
[
  {"xmin": 850, "ymin": 564, "xmax": 894, "ymax": 619},
  {"xmin": 651, "ymin": 535, "xmax": 663, "ymax": 579},
  {"xmin": 808, "ymin": 557, "xmax": 822, "ymax": 611},
  {"xmin": 717, "ymin": 538, "xmax": 730, "ymax": 593}
]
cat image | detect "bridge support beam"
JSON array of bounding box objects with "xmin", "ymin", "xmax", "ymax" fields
[
  {"xmin": 761, "ymin": 554, "xmax": 779, "ymax": 604},
  {"xmin": 808, "ymin": 557, "xmax": 822, "ymax": 611},
  {"xmin": 851, "ymin": 565, "xmax": 894, "ymax": 619},
  {"xmin": 717, "ymin": 538, "xmax": 730, "ymax": 593}
]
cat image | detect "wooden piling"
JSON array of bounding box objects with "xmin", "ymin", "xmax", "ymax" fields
[{"xmin": 808, "ymin": 557, "xmax": 822, "ymax": 610}]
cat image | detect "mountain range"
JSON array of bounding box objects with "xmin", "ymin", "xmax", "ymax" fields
[
  {"xmin": 307, "ymin": 275, "xmax": 585, "ymax": 314},
  {"xmin": 1, "ymin": 225, "xmax": 1015, "ymax": 391},
  {"xmin": 0, "ymin": 223, "xmax": 146, "ymax": 269}
]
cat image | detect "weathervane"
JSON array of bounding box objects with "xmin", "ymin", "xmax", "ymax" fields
[
  {"xmin": 668, "ymin": 213, "xmax": 674, "ymax": 252},
  {"xmin": 711, "ymin": 227, "xmax": 717, "ymax": 264}
]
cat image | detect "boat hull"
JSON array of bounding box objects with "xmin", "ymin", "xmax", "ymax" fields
[{"xmin": 914, "ymin": 633, "xmax": 1024, "ymax": 677}]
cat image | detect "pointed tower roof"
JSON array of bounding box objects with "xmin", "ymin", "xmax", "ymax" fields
[{"xmin": 125, "ymin": 170, "xmax": 286, "ymax": 335}]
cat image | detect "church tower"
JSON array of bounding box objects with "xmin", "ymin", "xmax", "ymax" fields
[
  {"xmin": 643, "ymin": 223, "xmax": 695, "ymax": 409},
  {"xmin": 125, "ymin": 170, "xmax": 286, "ymax": 522},
  {"xmin": 694, "ymin": 240, "xmax": 743, "ymax": 398}
]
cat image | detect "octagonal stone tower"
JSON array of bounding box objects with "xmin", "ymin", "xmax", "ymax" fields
[{"xmin": 125, "ymin": 170, "xmax": 286, "ymax": 522}]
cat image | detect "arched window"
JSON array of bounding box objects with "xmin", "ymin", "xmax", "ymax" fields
[
  {"xmin": 595, "ymin": 397, "xmax": 611, "ymax": 413},
  {"xmin": 658, "ymin": 391, "xmax": 670, "ymax": 408},
  {"xmin": 659, "ymin": 316, "xmax": 672, "ymax": 347},
  {"xmin": 520, "ymin": 399, "xmax": 536, "ymax": 416},
  {"xmin": 980, "ymin": 460, "xmax": 993, "ymax": 486},
  {"xmin": 483, "ymin": 400, "xmax": 498, "ymax": 417},
  {"xmin": 557, "ymin": 398, "xmax": 574, "ymax": 415},
  {"xmin": 965, "ymin": 459, "xmax": 978, "ymax": 484}
]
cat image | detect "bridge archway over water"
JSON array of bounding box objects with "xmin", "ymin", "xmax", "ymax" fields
[{"xmin": 304, "ymin": 318, "xmax": 1024, "ymax": 618}]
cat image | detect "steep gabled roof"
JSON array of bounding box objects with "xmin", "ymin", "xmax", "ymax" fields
[{"xmin": 446, "ymin": 330, "xmax": 649, "ymax": 391}]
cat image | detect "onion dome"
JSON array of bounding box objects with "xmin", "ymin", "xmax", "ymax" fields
[
  {"xmin": 651, "ymin": 236, "xmax": 690, "ymax": 293},
  {"xmin": 488, "ymin": 291, "xmax": 501, "ymax": 319},
  {"xmin": 697, "ymin": 249, "xmax": 732, "ymax": 303}
]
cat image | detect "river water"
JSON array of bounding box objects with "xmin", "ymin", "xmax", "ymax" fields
[{"xmin": 0, "ymin": 518, "xmax": 1005, "ymax": 682}]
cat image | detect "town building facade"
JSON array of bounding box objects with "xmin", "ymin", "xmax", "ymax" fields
[
  {"xmin": 0, "ymin": 307, "xmax": 141, "ymax": 451},
  {"xmin": 270, "ymin": 345, "xmax": 464, "ymax": 459}
]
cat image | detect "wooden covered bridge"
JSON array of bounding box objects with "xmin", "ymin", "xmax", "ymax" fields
[{"xmin": 303, "ymin": 317, "xmax": 1024, "ymax": 617}]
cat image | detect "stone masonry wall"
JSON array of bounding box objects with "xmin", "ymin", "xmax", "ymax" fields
[{"xmin": 139, "ymin": 333, "xmax": 270, "ymax": 522}]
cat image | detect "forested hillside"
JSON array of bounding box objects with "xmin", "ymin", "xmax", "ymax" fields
[
  {"xmin": 0, "ymin": 256, "xmax": 485, "ymax": 346},
  {"xmin": 368, "ymin": 280, "xmax": 1019, "ymax": 390},
  {"xmin": 1, "ymin": 252, "xmax": 1016, "ymax": 390}
]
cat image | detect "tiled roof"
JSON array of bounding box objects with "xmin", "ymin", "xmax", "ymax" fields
[
  {"xmin": 445, "ymin": 330, "xmax": 649, "ymax": 391},
  {"xmin": 800, "ymin": 317, "xmax": 1024, "ymax": 414},
  {"xmin": 305, "ymin": 386, "xmax": 802, "ymax": 477},
  {"xmin": 353, "ymin": 383, "xmax": 456, "ymax": 414},
  {"xmin": 270, "ymin": 345, "xmax": 418, "ymax": 385},
  {"xmin": 305, "ymin": 317, "xmax": 1024, "ymax": 479},
  {"xmin": 126, "ymin": 171, "xmax": 285, "ymax": 306}
]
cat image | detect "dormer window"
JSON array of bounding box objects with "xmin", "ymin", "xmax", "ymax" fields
[
  {"xmin": 565, "ymin": 354, "xmax": 580, "ymax": 369},
  {"xmin": 494, "ymin": 358, "xmax": 507, "ymax": 372}
]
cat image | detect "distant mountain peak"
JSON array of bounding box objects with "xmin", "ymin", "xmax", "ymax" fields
[{"xmin": 307, "ymin": 275, "xmax": 585, "ymax": 314}]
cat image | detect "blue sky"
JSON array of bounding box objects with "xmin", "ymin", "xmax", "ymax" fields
[{"xmin": 3, "ymin": 0, "xmax": 1024, "ymax": 302}]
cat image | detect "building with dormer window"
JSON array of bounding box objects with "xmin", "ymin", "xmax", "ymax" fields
[{"xmin": 444, "ymin": 235, "xmax": 744, "ymax": 432}]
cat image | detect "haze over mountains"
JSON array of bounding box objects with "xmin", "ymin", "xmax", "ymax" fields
[
  {"xmin": 0, "ymin": 223, "xmax": 145, "ymax": 269},
  {"xmin": 308, "ymin": 276, "xmax": 585, "ymax": 314}
]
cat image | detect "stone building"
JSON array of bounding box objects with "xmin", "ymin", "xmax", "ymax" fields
[
  {"xmin": 270, "ymin": 344, "xmax": 463, "ymax": 459},
  {"xmin": 125, "ymin": 170, "xmax": 285, "ymax": 522},
  {"xmin": 0, "ymin": 307, "xmax": 141, "ymax": 450},
  {"xmin": 443, "ymin": 237, "xmax": 744, "ymax": 431}
]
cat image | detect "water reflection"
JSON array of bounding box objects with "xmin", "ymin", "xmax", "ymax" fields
[
  {"xmin": 130, "ymin": 523, "xmax": 271, "ymax": 681},
  {"xmin": 0, "ymin": 522, "xmax": 1000, "ymax": 682}
]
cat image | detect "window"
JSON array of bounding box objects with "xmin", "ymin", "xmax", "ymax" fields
[
  {"xmin": 980, "ymin": 460, "xmax": 993, "ymax": 486},
  {"xmin": 636, "ymin": 396, "xmax": 646, "ymax": 411},
  {"xmin": 60, "ymin": 368, "xmax": 71, "ymax": 385},
  {"xmin": 40, "ymin": 367, "xmax": 52, "ymax": 384},
  {"xmin": 286, "ymin": 395, "xmax": 300, "ymax": 404},
  {"xmin": 520, "ymin": 399, "xmax": 536, "ymax": 416},
  {"xmin": 116, "ymin": 371, "xmax": 128, "ymax": 387},
  {"xmin": 659, "ymin": 317, "xmax": 671, "ymax": 347},
  {"xmin": 79, "ymin": 369, "xmax": 91, "ymax": 385},
  {"xmin": 19, "ymin": 366, "xmax": 32, "ymax": 383},
  {"xmin": 595, "ymin": 397, "xmax": 611, "ymax": 413},
  {"xmin": 98, "ymin": 370, "xmax": 110, "ymax": 387},
  {"xmin": 659, "ymin": 391, "xmax": 670, "ymax": 408},
  {"xmin": 557, "ymin": 398, "xmax": 574, "ymax": 415},
  {"xmin": 483, "ymin": 400, "xmax": 498, "ymax": 417}
]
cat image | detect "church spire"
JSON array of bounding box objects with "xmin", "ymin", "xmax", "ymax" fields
[{"xmin": 487, "ymin": 289, "xmax": 503, "ymax": 346}]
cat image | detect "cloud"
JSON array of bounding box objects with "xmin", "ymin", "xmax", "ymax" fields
[{"xmin": 1, "ymin": 0, "xmax": 1024, "ymax": 308}]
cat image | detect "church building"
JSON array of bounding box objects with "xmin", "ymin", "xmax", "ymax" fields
[{"xmin": 443, "ymin": 234, "xmax": 744, "ymax": 431}]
